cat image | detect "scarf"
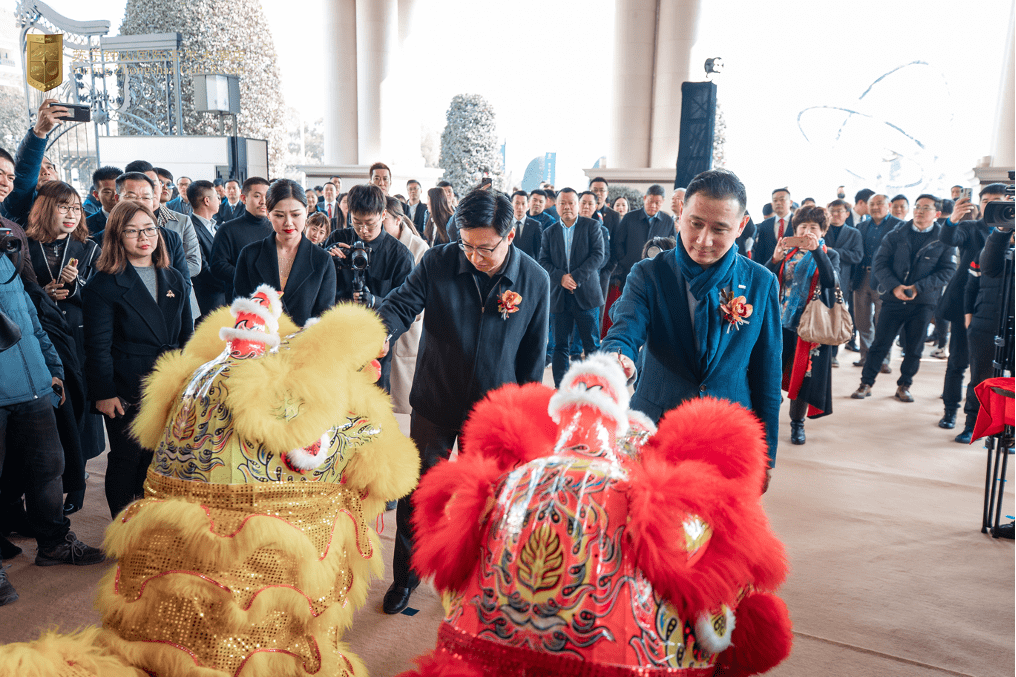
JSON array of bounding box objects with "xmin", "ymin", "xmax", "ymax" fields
[
  {"xmin": 675, "ymin": 238, "xmax": 739, "ymax": 374},
  {"xmin": 779, "ymin": 240, "xmax": 825, "ymax": 330}
]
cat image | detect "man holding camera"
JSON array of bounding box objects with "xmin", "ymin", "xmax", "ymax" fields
[
  {"xmin": 325, "ymin": 185, "xmax": 414, "ymax": 391},
  {"xmin": 852, "ymin": 195, "xmax": 956, "ymax": 402}
]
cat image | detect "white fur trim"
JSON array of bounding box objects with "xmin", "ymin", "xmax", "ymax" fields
[
  {"xmin": 284, "ymin": 433, "xmax": 331, "ymax": 470},
  {"xmin": 219, "ymin": 327, "xmax": 281, "ymax": 349},
  {"xmin": 303, "ymin": 317, "xmax": 320, "ymax": 328},
  {"xmin": 557, "ymin": 353, "xmax": 631, "ymax": 410},
  {"xmin": 229, "ymin": 298, "xmax": 281, "ymax": 333},
  {"xmin": 548, "ymin": 389, "xmax": 629, "ymax": 439},
  {"xmin": 695, "ymin": 606, "xmax": 735, "ymax": 654},
  {"xmin": 625, "ymin": 409, "xmax": 658, "ymax": 436},
  {"xmin": 252, "ymin": 284, "xmax": 285, "ymax": 316}
]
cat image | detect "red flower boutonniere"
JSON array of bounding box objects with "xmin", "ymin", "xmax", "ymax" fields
[
  {"xmin": 497, "ymin": 290, "xmax": 522, "ymax": 320},
  {"xmin": 719, "ymin": 289, "xmax": 752, "ymax": 332}
]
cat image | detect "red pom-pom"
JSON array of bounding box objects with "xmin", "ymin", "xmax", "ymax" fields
[
  {"xmin": 459, "ymin": 383, "xmax": 558, "ymax": 471},
  {"xmin": 396, "ymin": 651, "xmax": 483, "ymax": 677},
  {"xmin": 643, "ymin": 397, "xmax": 768, "ymax": 493},
  {"xmin": 411, "ymin": 454, "xmax": 504, "ymax": 591},
  {"xmin": 715, "ymin": 592, "xmax": 793, "ymax": 677}
]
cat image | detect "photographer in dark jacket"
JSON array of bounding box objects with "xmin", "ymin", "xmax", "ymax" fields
[
  {"xmin": 0, "ymin": 99, "xmax": 67, "ymax": 226},
  {"xmin": 852, "ymin": 195, "xmax": 957, "ymax": 402},
  {"xmin": 935, "ymin": 184, "xmax": 1006, "ymax": 434},
  {"xmin": 376, "ymin": 188, "xmax": 550, "ymax": 616}
]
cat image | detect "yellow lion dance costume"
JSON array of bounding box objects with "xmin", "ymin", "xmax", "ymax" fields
[{"xmin": 0, "ymin": 286, "xmax": 419, "ymax": 677}]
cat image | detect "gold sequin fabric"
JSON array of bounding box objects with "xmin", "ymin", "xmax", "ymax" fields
[{"xmin": 98, "ymin": 472, "xmax": 380, "ymax": 676}]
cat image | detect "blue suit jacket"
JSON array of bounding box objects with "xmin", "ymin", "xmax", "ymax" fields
[{"xmin": 602, "ymin": 249, "xmax": 783, "ymax": 465}]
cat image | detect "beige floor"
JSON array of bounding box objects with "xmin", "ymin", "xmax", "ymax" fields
[{"xmin": 1, "ymin": 349, "xmax": 1013, "ymax": 676}]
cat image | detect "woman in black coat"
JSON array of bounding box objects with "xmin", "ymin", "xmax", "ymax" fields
[
  {"xmin": 83, "ymin": 200, "xmax": 193, "ymax": 518},
  {"xmin": 25, "ymin": 181, "xmax": 102, "ymax": 512},
  {"xmin": 767, "ymin": 206, "xmax": 841, "ymax": 446},
  {"xmin": 233, "ymin": 179, "xmax": 336, "ymax": 326}
]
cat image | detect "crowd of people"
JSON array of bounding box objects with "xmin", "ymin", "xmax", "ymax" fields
[{"xmin": 0, "ymin": 99, "xmax": 1012, "ymax": 615}]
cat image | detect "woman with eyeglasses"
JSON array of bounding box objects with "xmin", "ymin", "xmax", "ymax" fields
[
  {"xmin": 233, "ymin": 179, "xmax": 336, "ymax": 326},
  {"xmin": 83, "ymin": 200, "xmax": 193, "ymax": 518},
  {"xmin": 23, "ymin": 182, "xmax": 104, "ymax": 512}
]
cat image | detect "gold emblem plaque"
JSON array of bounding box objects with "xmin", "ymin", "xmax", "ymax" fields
[{"xmin": 26, "ymin": 34, "xmax": 63, "ymax": 92}]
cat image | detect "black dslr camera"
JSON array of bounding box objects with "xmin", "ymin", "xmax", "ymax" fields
[
  {"xmin": 0, "ymin": 227, "xmax": 23, "ymax": 284},
  {"xmin": 327, "ymin": 239, "xmax": 371, "ymax": 303},
  {"xmin": 983, "ymin": 171, "xmax": 1015, "ymax": 231}
]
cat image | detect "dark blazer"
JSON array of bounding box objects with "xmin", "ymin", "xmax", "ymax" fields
[
  {"xmin": 324, "ymin": 227, "xmax": 414, "ymax": 309},
  {"xmin": 872, "ymin": 222, "xmax": 956, "ymax": 306},
  {"xmin": 86, "ymin": 210, "xmax": 106, "ymax": 236},
  {"xmin": 602, "ymin": 248, "xmax": 783, "ymax": 465},
  {"xmin": 210, "ymin": 210, "xmax": 273, "ymax": 301},
  {"xmin": 409, "ymin": 202, "xmax": 429, "ymax": 233},
  {"xmin": 512, "ymin": 217, "xmax": 543, "ymax": 261},
  {"xmin": 377, "ymin": 243, "xmax": 551, "ymax": 430},
  {"xmin": 190, "ymin": 214, "xmax": 226, "ymax": 315},
  {"xmin": 83, "ymin": 264, "xmax": 193, "ymax": 404},
  {"xmin": 538, "ymin": 216, "xmax": 605, "ymax": 312},
  {"xmin": 823, "ymin": 224, "xmax": 863, "ymax": 290},
  {"xmin": 734, "ymin": 217, "xmax": 756, "ymax": 258},
  {"xmin": 233, "ymin": 233, "xmax": 337, "ymax": 326},
  {"xmin": 598, "ymin": 206, "xmax": 621, "ymax": 278},
  {"xmin": 92, "ymin": 225, "xmax": 191, "ymax": 295},
  {"xmin": 216, "ymin": 200, "xmax": 245, "ymax": 224},
  {"xmin": 610, "ymin": 208, "xmax": 675, "ymax": 287},
  {"xmin": 938, "ymin": 218, "xmax": 991, "ymax": 322},
  {"xmin": 751, "ymin": 215, "xmax": 794, "ymax": 266}
]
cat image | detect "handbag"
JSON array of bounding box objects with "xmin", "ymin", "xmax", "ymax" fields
[{"xmin": 797, "ymin": 270, "xmax": 853, "ymax": 346}]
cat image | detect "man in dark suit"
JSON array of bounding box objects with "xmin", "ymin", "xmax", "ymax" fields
[
  {"xmin": 187, "ymin": 180, "xmax": 226, "ymax": 316},
  {"xmin": 603, "ymin": 169, "xmax": 782, "ymax": 492},
  {"xmin": 542, "ymin": 188, "xmax": 559, "ymax": 221},
  {"xmin": 539, "ymin": 188, "xmax": 605, "ymax": 386},
  {"xmin": 509, "ymin": 190, "xmax": 542, "ymax": 260},
  {"xmin": 319, "ymin": 181, "xmax": 344, "ymax": 232},
  {"xmin": 824, "ymin": 199, "xmax": 864, "ymax": 367},
  {"xmin": 85, "ymin": 165, "xmax": 121, "ymax": 235},
  {"xmin": 406, "ymin": 179, "xmax": 429, "ymax": 233},
  {"xmin": 376, "ymin": 188, "xmax": 550, "ymax": 615},
  {"xmin": 851, "ymin": 193, "xmax": 903, "ymax": 369},
  {"xmin": 590, "ymin": 177, "xmax": 621, "ymax": 337},
  {"xmin": 608, "ymin": 184, "xmax": 675, "ymax": 295},
  {"xmin": 210, "ymin": 177, "xmax": 272, "ymax": 302},
  {"xmin": 751, "ymin": 187, "xmax": 794, "ymax": 265},
  {"xmin": 215, "ymin": 179, "xmax": 245, "ymax": 224}
]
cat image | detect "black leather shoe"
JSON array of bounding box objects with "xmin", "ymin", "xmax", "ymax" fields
[
  {"xmin": 790, "ymin": 420, "xmax": 806, "ymax": 445},
  {"xmin": 382, "ymin": 581, "xmax": 418, "ymax": 614},
  {"xmin": 0, "ymin": 536, "xmax": 21, "ymax": 560},
  {"xmin": 938, "ymin": 410, "xmax": 957, "ymax": 429},
  {"xmin": 954, "ymin": 428, "xmax": 973, "ymax": 444}
]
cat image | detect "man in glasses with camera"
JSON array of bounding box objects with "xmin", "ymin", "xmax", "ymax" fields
[
  {"xmin": 375, "ymin": 188, "xmax": 550, "ymax": 615},
  {"xmin": 325, "ymin": 184, "xmax": 413, "ymax": 391}
]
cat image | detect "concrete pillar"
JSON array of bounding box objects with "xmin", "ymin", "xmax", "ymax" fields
[
  {"xmin": 397, "ymin": 0, "xmax": 417, "ymax": 47},
  {"xmin": 323, "ymin": 0, "xmax": 358, "ymax": 165},
  {"xmin": 649, "ymin": 0, "xmax": 702, "ymax": 169},
  {"xmin": 356, "ymin": 0, "xmax": 398, "ymax": 163},
  {"xmin": 990, "ymin": 4, "xmax": 1014, "ymax": 169},
  {"xmin": 609, "ymin": 0, "xmax": 657, "ymax": 169}
]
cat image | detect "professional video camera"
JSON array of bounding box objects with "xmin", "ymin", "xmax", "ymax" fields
[
  {"xmin": 0, "ymin": 227, "xmax": 23, "ymax": 284},
  {"xmin": 326, "ymin": 239, "xmax": 371, "ymax": 304},
  {"xmin": 983, "ymin": 171, "xmax": 1015, "ymax": 230}
]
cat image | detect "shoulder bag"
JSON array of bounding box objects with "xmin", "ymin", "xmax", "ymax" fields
[{"xmin": 797, "ymin": 269, "xmax": 853, "ymax": 346}]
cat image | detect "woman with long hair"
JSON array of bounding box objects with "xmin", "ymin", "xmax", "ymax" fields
[
  {"xmin": 233, "ymin": 179, "xmax": 336, "ymax": 326},
  {"xmin": 425, "ymin": 187, "xmax": 454, "ymax": 245},
  {"xmin": 767, "ymin": 205, "xmax": 840, "ymax": 446},
  {"xmin": 305, "ymin": 211, "xmax": 332, "ymax": 246},
  {"xmin": 306, "ymin": 188, "xmax": 320, "ymax": 214},
  {"xmin": 612, "ymin": 196, "xmax": 630, "ymax": 218},
  {"xmin": 24, "ymin": 182, "xmax": 103, "ymax": 512},
  {"xmin": 83, "ymin": 200, "xmax": 193, "ymax": 517},
  {"xmin": 383, "ymin": 197, "xmax": 429, "ymax": 415}
]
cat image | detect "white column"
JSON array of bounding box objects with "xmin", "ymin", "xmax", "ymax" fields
[
  {"xmin": 324, "ymin": 0, "xmax": 359, "ymax": 165},
  {"xmin": 609, "ymin": 0, "xmax": 657, "ymax": 169},
  {"xmin": 990, "ymin": 4, "xmax": 1014, "ymax": 169},
  {"xmin": 356, "ymin": 0, "xmax": 398, "ymax": 164},
  {"xmin": 649, "ymin": 0, "xmax": 702, "ymax": 169}
]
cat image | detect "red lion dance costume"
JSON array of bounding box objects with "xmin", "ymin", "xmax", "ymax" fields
[{"xmin": 402, "ymin": 354, "xmax": 792, "ymax": 677}]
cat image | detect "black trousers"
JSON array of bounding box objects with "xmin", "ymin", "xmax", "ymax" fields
[
  {"xmin": 941, "ymin": 322, "xmax": 969, "ymax": 412},
  {"xmin": 861, "ymin": 302, "xmax": 934, "ymax": 388},
  {"xmin": 551, "ymin": 295, "xmax": 600, "ymax": 387},
  {"xmin": 392, "ymin": 411, "xmax": 460, "ymax": 589},
  {"xmin": 104, "ymin": 408, "xmax": 153, "ymax": 519},
  {"xmin": 964, "ymin": 329, "xmax": 997, "ymax": 429}
]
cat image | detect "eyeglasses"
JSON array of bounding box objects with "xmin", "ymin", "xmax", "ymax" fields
[
  {"xmin": 56, "ymin": 204, "xmax": 82, "ymax": 215},
  {"xmin": 913, "ymin": 205, "xmax": 938, "ymax": 212},
  {"xmin": 829, "ymin": 208, "xmax": 848, "ymax": 214},
  {"xmin": 123, "ymin": 227, "xmax": 158, "ymax": 239},
  {"xmin": 458, "ymin": 236, "xmax": 505, "ymax": 258}
]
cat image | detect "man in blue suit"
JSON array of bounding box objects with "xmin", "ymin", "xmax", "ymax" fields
[
  {"xmin": 602, "ymin": 169, "xmax": 782, "ymax": 491},
  {"xmin": 539, "ymin": 188, "xmax": 605, "ymax": 386}
]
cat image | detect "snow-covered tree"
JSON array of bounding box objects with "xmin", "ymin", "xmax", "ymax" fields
[
  {"xmin": 712, "ymin": 100, "xmax": 727, "ymax": 169},
  {"xmin": 119, "ymin": 0, "xmax": 287, "ymax": 176},
  {"xmin": 0, "ymin": 87, "xmax": 29, "ymax": 151},
  {"xmin": 439, "ymin": 94, "xmax": 504, "ymax": 196}
]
